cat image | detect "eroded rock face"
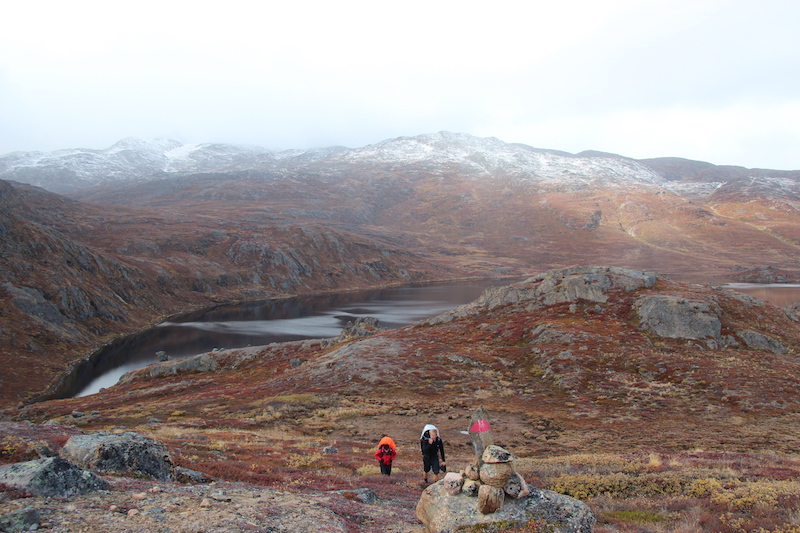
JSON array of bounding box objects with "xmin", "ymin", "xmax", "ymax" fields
[
  {"xmin": 416, "ymin": 482, "xmax": 595, "ymax": 533},
  {"xmin": 636, "ymin": 295, "xmax": 722, "ymax": 340},
  {"xmin": 60, "ymin": 431, "xmax": 174, "ymax": 482},
  {"xmin": 0, "ymin": 457, "xmax": 108, "ymax": 497}
]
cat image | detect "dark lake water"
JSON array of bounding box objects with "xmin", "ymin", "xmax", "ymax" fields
[
  {"xmin": 73, "ymin": 280, "xmax": 800, "ymax": 398},
  {"xmin": 75, "ymin": 281, "xmax": 506, "ymax": 397}
]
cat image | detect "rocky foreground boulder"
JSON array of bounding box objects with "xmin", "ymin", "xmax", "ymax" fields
[
  {"xmin": 417, "ymin": 482, "xmax": 595, "ymax": 533},
  {"xmin": 0, "ymin": 456, "xmax": 108, "ymax": 497},
  {"xmin": 60, "ymin": 431, "xmax": 175, "ymax": 481}
]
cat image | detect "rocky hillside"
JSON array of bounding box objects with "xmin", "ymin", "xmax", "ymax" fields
[
  {"xmin": 4, "ymin": 267, "xmax": 800, "ymax": 532},
  {"xmin": 2, "ymin": 131, "xmax": 800, "ymax": 410},
  {"xmin": 0, "ymin": 179, "xmax": 454, "ymax": 407},
  {"xmin": 9, "ymin": 131, "xmax": 798, "ymax": 282}
]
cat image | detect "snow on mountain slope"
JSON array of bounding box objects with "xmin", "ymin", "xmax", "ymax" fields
[
  {"xmin": 319, "ymin": 131, "xmax": 660, "ymax": 186},
  {"xmin": 333, "ymin": 131, "xmax": 666, "ymax": 188},
  {"xmin": 2, "ymin": 131, "xmax": 797, "ymax": 196}
]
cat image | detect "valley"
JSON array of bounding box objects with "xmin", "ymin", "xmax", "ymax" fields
[{"xmin": 2, "ymin": 132, "xmax": 800, "ymax": 532}]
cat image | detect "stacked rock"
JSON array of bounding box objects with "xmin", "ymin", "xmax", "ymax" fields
[
  {"xmin": 476, "ymin": 445, "xmax": 530, "ymax": 513},
  {"xmin": 441, "ymin": 444, "xmax": 530, "ymax": 514},
  {"xmin": 443, "ymin": 406, "xmax": 532, "ymax": 515},
  {"xmin": 416, "ymin": 406, "xmax": 596, "ymax": 532}
]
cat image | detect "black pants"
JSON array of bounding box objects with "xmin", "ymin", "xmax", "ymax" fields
[
  {"xmin": 423, "ymin": 455, "xmax": 440, "ymax": 475},
  {"xmin": 380, "ymin": 463, "xmax": 392, "ymax": 476}
]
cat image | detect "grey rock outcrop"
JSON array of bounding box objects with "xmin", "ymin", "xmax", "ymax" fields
[
  {"xmin": 735, "ymin": 329, "xmax": 788, "ymax": 354},
  {"xmin": 0, "ymin": 457, "xmax": 108, "ymax": 497},
  {"xmin": 119, "ymin": 352, "xmax": 220, "ymax": 383},
  {"xmin": 320, "ymin": 316, "xmax": 384, "ymax": 348},
  {"xmin": 326, "ymin": 488, "xmax": 377, "ymax": 504},
  {"xmin": 0, "ymin": 506, "xmax": 40, "ymax": 532},
  {"xmin": 636, "ymin": 295, "xmax": 722, "ymax": 340},
  {"xmin": 426, "ymin": 266, "xmax": 658, "ymax": 324},
  {"xmin": 173, "ymin": 466, "xmax": 213, "ymax": 484},
  {"xmin": 60, "ymin": 431, "xmax": 175, "ymax": 481}
]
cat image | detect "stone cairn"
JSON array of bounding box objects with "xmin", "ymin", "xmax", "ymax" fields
[{"xmin": 441, "ymin": 406, "xmax": 529, "ymax": 514}]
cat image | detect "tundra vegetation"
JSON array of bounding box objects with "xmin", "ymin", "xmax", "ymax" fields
[{"xmin": 2, "ymin": 267, "xmax": 800, "ymax": 532}]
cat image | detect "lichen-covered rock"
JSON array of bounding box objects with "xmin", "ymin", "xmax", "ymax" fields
[
  {"xmin": 482, "ymin": 444, "xmax": 517, "ymax": 464},
  {"xmin": 174, "ymin": 466, "xmax": 213, "ymax": 484},
  {"xmin": 477, "ymin": 484, "xmax": 505, "ymax": 514},
  {"xmin": 425, "ymin": 266, "xmax": 658, "ymax": 324},
  {"xmin": 462, "ymin": 479, "xmax": 479, "ymax": 497},
  {"xmin": 60, "ymin": 431, "xmax": 174, "ymax": 481},
  {"xmin": 0, "ymin": 457, "xmax": 108, "ymax": 497},
  {"xmin": 327, "ymin": 488, "xmax": 377, "ymax": 504},
  {"xmin": 504, "ymin": 472, "xmax": 530, "ymax": 499}
]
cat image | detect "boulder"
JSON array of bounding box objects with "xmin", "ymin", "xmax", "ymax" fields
[
  {"xmin": 0, "ymin": 507, "xmax": 40, "ymax": 532},
  {"xmin": 174, "ymin": 466, "xmax": 213, "ymax": 484},
  {"xmin": 416, "ymin": 481, "xmax": 595, "ymax": 533},
  {"xmin": 426, "ymin": 266, "xmax": 657, "ymax": 323},
  {"xmin": 736, "ymin": 329, "xmax": 788, "ymax": 354},
  {"xmin": 636, "ymin": 295, "xmax": 722, "ymax": 340},
  {"xmin": 60, "ymin": 431, "xmax": 174, "ymax": 481},
  {"xmin": 0, "ymin": 457, "xmax": 108, "ymax": 497},
  {"xmin": 119, "ymin": 353, "xmax": 220, "ymax": 384}
]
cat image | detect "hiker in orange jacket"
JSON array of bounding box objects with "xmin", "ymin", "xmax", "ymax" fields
[{"xmin": 375, "ymin": 435, "xmax": 397, "ymax": 476}]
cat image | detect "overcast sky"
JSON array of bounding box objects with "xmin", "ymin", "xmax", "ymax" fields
[{"xmin": 2, "ymin": 1, "xmax": 799, "ymax": 169}]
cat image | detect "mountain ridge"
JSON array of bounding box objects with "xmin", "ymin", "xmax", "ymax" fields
[{"xmin": 4, "ymin": 131, "xmax": 799, "ymax": 196}]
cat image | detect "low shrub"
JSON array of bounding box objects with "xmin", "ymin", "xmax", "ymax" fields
[
  {"xmin": 356, "ymin": 464, "xmax": 381, "ymax": 476},
  {"xmin": 286, "ymin": 452, "xmax": 323, "ymax": 469}
]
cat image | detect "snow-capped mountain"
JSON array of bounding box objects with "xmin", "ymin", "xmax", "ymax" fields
[
  {"xmin": 327, "ymin": 131, "xmax": 667, "ymax": 188},
  {"xmin": 2, "ymin": 132, "xmax": 799, "ymax": 199},
  {"xmin": 0, "ymin": 138, "xmax": 346, "ymax": 194}
]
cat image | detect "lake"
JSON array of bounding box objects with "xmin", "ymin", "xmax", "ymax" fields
[
  {"xmin": 73, "ymin": 280, "xmax": 800, "ymax": 398},
  {"xmin": 74, "ymin": 281, "xmax": 506, "ymax": 397}
]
